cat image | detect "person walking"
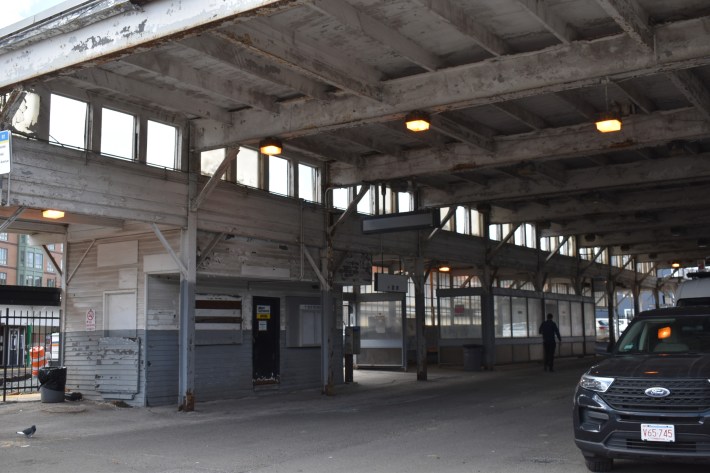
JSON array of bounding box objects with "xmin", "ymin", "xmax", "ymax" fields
[{"xmin": 539, "ymin": 313, "xmax": 561, "ymax": 372}]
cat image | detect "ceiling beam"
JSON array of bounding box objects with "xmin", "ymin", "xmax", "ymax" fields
[
  {"xmin": 67, "ymin": 68, "xmax": 233, "ymax": 123},
  {"xmin": 178, "ymin": 36, "xmax": 333, "ymax": 102},
  {"xmin": 421, "ymin": 152, "xmax": 710, "ymax": 207},
  {"xmin": 555, "ymin": 90, "xmax": 598, "ymax": 120},
  {"xmin": 635, "ymin": 249, "xmax": 709, "ymax": 265},
  {"xmin": 285, "ymin": 138, "xmax": 363, "ymax": 166},
  {"xmin": 0, "ymin": 0, "xmax": 297, "ymax": 91},
  {"xmin": 493, "ymin": 101, "xmax": 548, "ymax": 130},
  {"xmin": 216, "ymin": 20, "xmax": 384, "ymax": 101},
  {"xmin": 546, "ymin": 208, "xmax": 710, "ymax": 238},
  {"xmin": 614, "ymin": 79, "xmax": 655, "ymax": 114},
  {"xmin": 586, "ymin": 225, "xmax": 710, "ymax": 249},
  {"xmin": 333, "ymin": 129, "xmax": 408, "ymax": 160},
  {"xmin": 414, "ymin": 0, "xmax": 510, "ymax": 56},
  {"xmin": 429, "ymin": 115, "xmax": 495, "ymax": 152},
  {"xmin": 668, "ymin": 69, "xmax": 710, "ymax": 121},
  {"xmin": 194, "ymin": 15, "xmax": 710, "ymax": 147},
  {"xmin": 330, "ymin": 107, "xmax": 710, "ymax": 185},
  {"xmin": 595, "ymin": 0, "xmax": 653, "ymax": 50},
  {"xmin": 379, "ymin": 121, "xmax": 449, "ymax": 151},
  {"xmin": 492, "ymin": 185, "xmax": 710, "ymax": 224},
  {"xmin": 309, "ymin": 0, "xmax": 442, "ymax": 72},
  {"xmin": 516, "ymin": 0, "xmax": 577, "ymax": 43},
  {"xmin": 120, "ymin": 53, "xmax": 280, "ymax": 114}
]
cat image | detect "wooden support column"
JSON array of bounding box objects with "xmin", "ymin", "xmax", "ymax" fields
[
  {"xmin": 632, "ymin": 257, "xmax": 641, "ymax": 317},
  {"xmin": 414, "ymin": 257, "xmax": 427, "ymax": 381},
  {"xmin": 178, "ymin": 171, "xmax": 197, "ymax": 411},
  {"xmin": 606, "ymin": 275, "xmax": 617, "ymax": 348},
  {"xmin": 480, "ymin": 205, "xmax": 496, "ymax": 370}
]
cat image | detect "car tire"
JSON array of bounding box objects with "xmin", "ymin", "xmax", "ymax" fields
[{"xmin": 584, "ymin": 456, "xmax": 613, "ymax": 472}]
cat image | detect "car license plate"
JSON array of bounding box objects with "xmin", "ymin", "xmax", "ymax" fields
[{"xmin": 641, "ymin": 424, "xmax": 675, "ymax": 442}]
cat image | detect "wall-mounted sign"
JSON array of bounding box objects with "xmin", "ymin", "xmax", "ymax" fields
[
  {"xmin": 0, "ymin": 130, "xmax": 11, "ymax": 174},
  {"xmin": 86, "ymin": 308, "xmax": 96, "ymax": 331},
  {"xmin": 256, "ymin": 305, "xmax": 271, "ymax": 320}
]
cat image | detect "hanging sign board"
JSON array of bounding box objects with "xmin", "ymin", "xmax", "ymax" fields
[{"xmin": 0, "ymin": 130, "xmax": 11, "ymax": 174}]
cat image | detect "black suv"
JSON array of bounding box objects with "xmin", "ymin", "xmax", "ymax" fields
[{"xmin": 573, "ymin": 306, "xmax": 710, "ymax": 471}]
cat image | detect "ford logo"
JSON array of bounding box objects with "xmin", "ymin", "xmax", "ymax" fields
[{"xmin": 645, "ymin": 387, "xmax": 671, "ymax": 398}]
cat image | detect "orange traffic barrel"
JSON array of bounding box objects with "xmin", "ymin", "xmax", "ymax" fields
[{"xmin": 30, "ymin": 346, "xmax": 46, "ymax": 377}]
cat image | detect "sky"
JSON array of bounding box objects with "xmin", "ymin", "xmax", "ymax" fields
[{"xmin": 0, "ymin": 0, "xmax": 68, "ymax": 30}]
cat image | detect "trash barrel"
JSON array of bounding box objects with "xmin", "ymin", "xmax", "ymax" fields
[
  {"xmin": 38, "ymin": 366, "xmax": 67, "ymax": 403},
  {"xmin": 462, "ymin": 344, "xmax": 483, "ymax": 371}
]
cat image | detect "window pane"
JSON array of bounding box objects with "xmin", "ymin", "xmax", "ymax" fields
[
  {"xmin": 440, "ymin": 207, "xmax": 453, "ymax": 231},
  {"xmin": 333, "ymin": 188, "xmax": 348, "ymax": 210},
  {"xmin": 237, "ymin": 147, "xmax": 259, "ymax": 188},
  {"xmin": 397, "ymin": 192, "xmax": 412, "ymax": 212},
  {"xmin": 49, "ymin": 94, "xmax": 87, "ymax": 149},
  {"xmin": 470, "ymin": 209, "xmax": 481, "ymax": 236},
  {"xmin": 455, "ymin": 206, "xmax": 467, "ymax": 234},
  {"xmin": 298, "ymin": 163, "xmax": 318, "ymax": 202},
  {"xmin": 101, "ymin": 108, "xmax": 135, "ymax": 160},
  {"xmin": 495, "ymin": 296, "xmax": 512, "ymax": 338},
  {"xmin": 356, "ymin": 186, "xmax": 373, "ymax": 214},
  {"xmin": 512, "ymin": 297, "xmax": 528, "ymax": 337},
  {"xmin": 201, "ymin": 148, "xmax": 226, "ymax": 177},
  {"xmin": 147, "ymin": 120, "xmax": 177, "ymax": 168},
  {"xmin": 269, "ymin": 156, "xmax": 290, "ymax": 195},
  {"xmin": 528, "ymin": 299, "xmax": 543, "ymax": 337},
  {"xmin": 382, "ymin": 186, "xmax": 394, "ymax": 214}
]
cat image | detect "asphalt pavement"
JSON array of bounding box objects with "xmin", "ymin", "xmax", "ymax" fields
[{"xmin": 1, "ymin": 356, "xmax": 708, "ymax": 473}]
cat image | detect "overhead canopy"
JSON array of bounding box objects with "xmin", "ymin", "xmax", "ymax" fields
[{"xmin": 1, "ymin": 0, "xmax": 709, "ymax": 268}]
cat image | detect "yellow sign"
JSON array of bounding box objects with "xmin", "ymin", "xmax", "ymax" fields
[{"xmin": 256, "ymin": 305, "xmax": 271, "ymax": 320}]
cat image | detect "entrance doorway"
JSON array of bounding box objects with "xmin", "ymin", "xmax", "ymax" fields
[{"xmin": 252, "ymin": 296, "xmax": 280, "ymax": 385}]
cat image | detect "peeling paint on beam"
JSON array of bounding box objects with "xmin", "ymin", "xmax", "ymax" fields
[
  {"xmin": 0, "ymin": 0, "xmax": 304, "ymax": 92},
  {"xmin": 195, "ymin": 15, "xmax": 710, "ymax": 147}
]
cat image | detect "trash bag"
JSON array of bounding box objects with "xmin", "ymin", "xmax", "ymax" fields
[{"xmin": 38, "ymin": 366, "xmax": 67, "ymax": 391}]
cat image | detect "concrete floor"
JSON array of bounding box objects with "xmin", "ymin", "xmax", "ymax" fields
[{"xmin": 1, "ymin": 357, "xmax": 707, "ymax": 473}]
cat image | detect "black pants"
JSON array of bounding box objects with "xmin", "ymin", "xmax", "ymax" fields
[{"xmin": 543, "ymin": 341, "xmax": 557, "ymax": 371}]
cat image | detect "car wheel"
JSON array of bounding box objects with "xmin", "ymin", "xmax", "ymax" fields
[{"xmin": 584, "ymin": 456, "xmax": 613, "ymax": 472}]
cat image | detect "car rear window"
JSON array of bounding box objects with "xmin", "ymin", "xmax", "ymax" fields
[{"xmin": 616, "ymin": 315, "xmax": 710, "ymax": 354}]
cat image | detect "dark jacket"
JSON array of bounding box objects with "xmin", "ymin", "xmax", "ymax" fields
[{"xmin": 539, "ymin": 320, "xmax": 561, "ymax": 343}]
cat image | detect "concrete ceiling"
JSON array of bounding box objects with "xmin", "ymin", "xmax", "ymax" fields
[{"xmin": 1, "ymin": 0, "xmax": 710, "ymax": 269}]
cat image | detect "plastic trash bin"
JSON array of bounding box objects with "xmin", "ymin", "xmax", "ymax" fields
[
  {"xmin": 38, "ymin": 366, "xmax": 67, "ymax": 403},
  {"xmin": 462, "ymin": 344, "xmax": 483, "ymax": 371}
]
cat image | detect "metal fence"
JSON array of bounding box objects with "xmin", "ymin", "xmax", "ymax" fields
[{"xmin": 1, "ymin": 308, "xmax": 61, "ymax": 402}]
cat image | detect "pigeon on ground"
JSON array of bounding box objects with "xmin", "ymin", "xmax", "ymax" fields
[{"xmin": 17, "ymin": 425, "xmax": 36, "ymax": 438}]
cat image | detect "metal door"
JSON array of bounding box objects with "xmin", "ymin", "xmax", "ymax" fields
[{"xmin": 252, "ymin": 296, "xmax": 280, "ymax": 385}]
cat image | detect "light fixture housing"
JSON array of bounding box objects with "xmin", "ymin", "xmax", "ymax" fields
[
  {"xmin": 671, "ymin": 261, "xmax": 681, "ymax": 269},
  {"xmin": 42, "ymin": 209, "xmax": 65, "ymax": 219},
  {"xmin": 259, "ymin": 137, "xmax": 282, "ymax": 155},
  {"xmin": 595, "ymin": 117, "xmax": 622, "ymax": 133},
  {"xmin": 405, "ymin": 111, "xmax": 430, "ymax": 132},
  {"xmin": 438, "ymin": 263, "xmax": 451, "ymax": 273}
]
